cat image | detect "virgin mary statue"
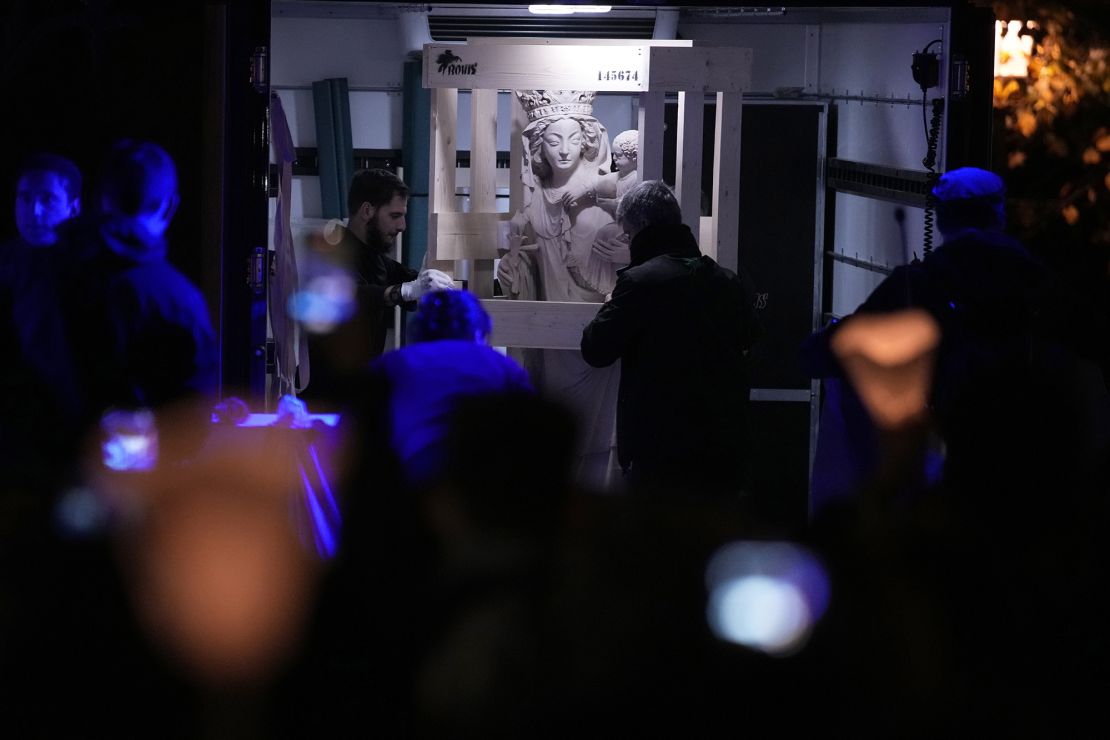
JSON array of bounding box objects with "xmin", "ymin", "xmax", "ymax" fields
[{"xmin": 497, "ymin": 90, "xmax": 627, "ymax": 488}]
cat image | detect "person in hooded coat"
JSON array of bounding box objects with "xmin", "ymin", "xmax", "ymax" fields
[{"xmin": 580, "ymin": 180, "xmax": 759, "ymax": 499}]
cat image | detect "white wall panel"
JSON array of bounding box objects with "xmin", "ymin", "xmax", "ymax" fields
[
  {"xmin": 679, "ymin": 23, "xmax": 809, "ymax": 93},
  {"xmin": 271, "ymin": 17, "xmax": 404, "ymax": 89},
  {"xmin": 349, "ymin": 90, "xmax": 403, "ymax": 149},
  {"xmin": 820, "ymin": 21, "xmax": 949, "ymax": 171},
  {"xmin": 818, "ymin": 21, "xmax": 947, "ymax": 101},
  {"xmin": 831, "ymin": 191, "xmax": 929, "ymax": 314},
  {"xmin": 833, "ymin": 101, "xmax": 937, "ymax": 171},
  {"xmin": 830, "ymin": 261, "xmax": 888, "ymax": 317}
]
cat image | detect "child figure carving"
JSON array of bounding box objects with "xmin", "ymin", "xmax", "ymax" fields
[{"xmin": 584, "ymin": 128, "xmax": 639, "ymax": 295}]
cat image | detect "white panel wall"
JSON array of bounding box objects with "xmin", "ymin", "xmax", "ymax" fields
[
  {"xmin": 679, "ymin": 23, "xmax": 811, "ymax": 93},
  {"xmin": 820, "ymin": 18, "xmax": 950, "ymax": 315},
  {"xmin": 272, "ymin": 17, "xmax": 406, "ymax": 220},
  {"xmin": 819, "ymin": 21, "xmax": 948, "ymax": 169},
  {"xmin": 271, "ymin": 17, "xmax": 405, "ymax": 89}
]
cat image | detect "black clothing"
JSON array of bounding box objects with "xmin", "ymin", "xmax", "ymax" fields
[
  {"xmin": 580, "ymin": 223, "xmax": 759, "ymax": 496},
  {"xmin": 0, "ymin": 238, "xmax": 79, "ymax": 497},
  {"xmin": 1, "ymin": 219, "xmax": 217, "ymax": 485},
  {"xmin": 301, "ymin": 224, "xmax": 418, "ymax": 410},
  {"xmin": 802, "ymin": 229, "xmax": 1109, "ymax": 479},
  {"xmin": 60, "ymin": 217, "xmax": 219, "ymax": 420}
]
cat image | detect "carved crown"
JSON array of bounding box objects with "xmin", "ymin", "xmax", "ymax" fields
[{"xmin": 515, "ymin": 90, "xmax": 596, "ymax": 122}]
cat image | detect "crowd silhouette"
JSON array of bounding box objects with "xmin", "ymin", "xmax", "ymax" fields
[{"xmin": 1, "ymin": 143, "xmax": 1108, "ymax": 739}]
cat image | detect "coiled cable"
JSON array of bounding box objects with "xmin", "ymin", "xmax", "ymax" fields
[{"xmin": 921, "ymin": 97, "xmax": 944, "ymax": 257}]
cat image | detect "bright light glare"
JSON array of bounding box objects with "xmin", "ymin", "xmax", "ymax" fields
[
  {"xmin": 529, "ymin": 5, "xmax": 612, "ymax": 15},
  {"xmin": 287, "ymin": 274, "xmax": 356, "ymax": 333},
  {"xmin": 101, "ymin": 408, "xmax": 159, "ymax": 471},
  {"xmin": 995, "ymin": 20, "xmax": 1033, "ymax": 78},
  {"xmin": 708, "ymin": 576, "xmax": 811, "ymax": 653},
  {"xmin": 705, "ymin": 541, "xmax": 830, "ymax": 655},
  {"xmin": 103, "ymin": 433, "xmax": 157, "ymax": 471},
  {"xmin": 55, "ymin": 486, "xmax": 109, "ymax": 536}
]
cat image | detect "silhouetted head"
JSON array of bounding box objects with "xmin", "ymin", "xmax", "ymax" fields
[
  {"xmin": 14, "ymin": 152, "xmax": 82, "ymax": 246},
  {"xmin": 347, "ymin": 168, "xmax": 409, "ymax": 249},
  {"xmin": 616, "ymin": 179, "xmax": 682, "ymax": 240},
  {"xmin": 409, "ymin": 289, "xmax": 491, "ymax": 345},
  {"xmin": 99, "ymin": 140, "xmax": 179, "ymax": 238},
  {"xmin": 932, "ymin": 167, "xmax": 1006, "ymax": 239},
  {"xmin": 441, "ymin": 392, "xmax": 577, "ymax": 539}
]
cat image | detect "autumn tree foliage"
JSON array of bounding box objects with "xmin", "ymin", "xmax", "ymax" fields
[{"xmin": 992, "ymin": 1, "xmax": 1110, "ymax": 263}]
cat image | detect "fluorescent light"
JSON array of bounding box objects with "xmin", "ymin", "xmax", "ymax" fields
[{"xmin": 528, "ymin": 5, "xmax": 612, "ymax": 15}]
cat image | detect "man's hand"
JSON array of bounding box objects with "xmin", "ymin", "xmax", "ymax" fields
[
  {"xmin": 400, "ymin": 268, "xmax": 455, "ymax": 302},
  {"xmin": 591, "ymin": 222, "xmax": 630, "ymax": 264},
  {"xmin": 562, "ymin": 187, "xmax": 598, "ymax": 221}
]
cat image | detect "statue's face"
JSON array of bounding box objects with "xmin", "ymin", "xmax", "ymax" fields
[{"xmin": 541, "ymin": 118, "xmax": 584, "ymax": 172}]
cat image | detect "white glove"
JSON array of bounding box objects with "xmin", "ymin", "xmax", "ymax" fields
[{"xmin": 401, "ymin": 268, "xmax": 455, "ymax": 301}]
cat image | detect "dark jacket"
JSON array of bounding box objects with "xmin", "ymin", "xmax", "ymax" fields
[
  {"xmin": 803, "ymin": 228, "xmax": 1110, "ymax": 502},
  {"xmin": 0, "ymin": 217, "xmax": 217, "ymax": 490},
  {"xmin": 580, "ymin": 223, "xmax": 759, "ymax": 493},
  {"xmin": 302, "ymin": 224, "xmax": 418, "ymax": 409},
  {"xmin": 60, "ymin": 216, "xmax": 219, "ymax": 420}
]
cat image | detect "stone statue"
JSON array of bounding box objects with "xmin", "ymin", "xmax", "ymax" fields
[
  {"xmin": 585, "ymin": 128, "xmax": 639, "ymax": 295},
  {"xmin": 610, "ymin": 129, "xmax": 641, "ymax": 201},
  {"xmin": 496, "ymin": 90, "xmax": 628, "ymax": 488},
  {"xmin": 498, "ymin": 90, "xmax": 629, "ymax": 301}
]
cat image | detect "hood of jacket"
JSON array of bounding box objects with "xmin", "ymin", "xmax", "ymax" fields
[
  {"xmin": 95, "ymin": 215, "xmax": 168, "ymax": 265},
  {"xmin": 628, "ymin": 222, "xmax": 701, "ymax": 267}
]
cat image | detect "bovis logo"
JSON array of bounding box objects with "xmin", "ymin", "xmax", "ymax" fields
[{"xmin": 436, "ymin": 50, "xmax": 478, "ymax": 76}]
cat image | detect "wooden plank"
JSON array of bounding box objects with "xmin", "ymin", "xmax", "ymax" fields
[
  {"xmin": 469, "ymin": 88, "xmax": 499, "ymax": 296},
  {"xmin": 637, "ymin": 89, "xmax": 664, "ymax": 182},
  {"xmin": 482, "ymin": 299, "xmax": 604, "ymax": 350},
  {"xmin": 675, "ymin": 91, "xmax": 704, "ymax": 233},
  {"xmin": 712, "ymin": 91, "xmax": 743, "ymax": 272},
  {"xmin": 469, "ymin": 261, "xmax": 495, "ymax": 298},
  {"xmin": 432, "ymin": 212, "xmax": 511, "ymax": 260},
  {"xmin": 424, "ymin": 43, "xmax": 648, "ymax": 92},
  {"xmin": 699, "ymin": 216, "xmax": 716, "ymax": 261},
  {"xmin": 431, "ymin": 88, "xmax": 458, "ymax": 209},
  {"xmin": 469, "ymin": 89, "xmax": 498, "ymax": 212},
  {"xmin": 647, "ymin": 46, "xmax": 752, "ymax": 93},
  {"xmin": 428, "ymin": 87, "xmax": 458, "ymax": 265},
  {"xmin": 510, "ymin": 91, "xmax": 526, "ymax": 213}
]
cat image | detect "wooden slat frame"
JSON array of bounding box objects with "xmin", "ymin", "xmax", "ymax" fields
[
  {"xmin": 482, "ymin": 299, "xmax": 603, "ymax": 350},
  {"xmin": 421, "ymin": 41, "xmax": 752, "ymax": 348},
  {"xmin": 675, "ymin": 90, "xmax": 705, "ymax": 237},
  {"xmin": 431, "ymin": 211, "xmax": 510, "ymax": 260},
  {"xmin": 648, "ymin": 46, "xmax": 753, "ymax": 93},
  {"xmin": 427, "ymin": 87, "xmax": 459, "ymax": 271},
  {"xmin": 712, "ymin": 91, "xmax": 743, "ymax": 272},
  {"xmin": 637, "ymin": 89, "xmax": 665, "ymax": 183},
  {"xmin": 467, "ymin": 88, "xmax": 499, "ymax": 295}
]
